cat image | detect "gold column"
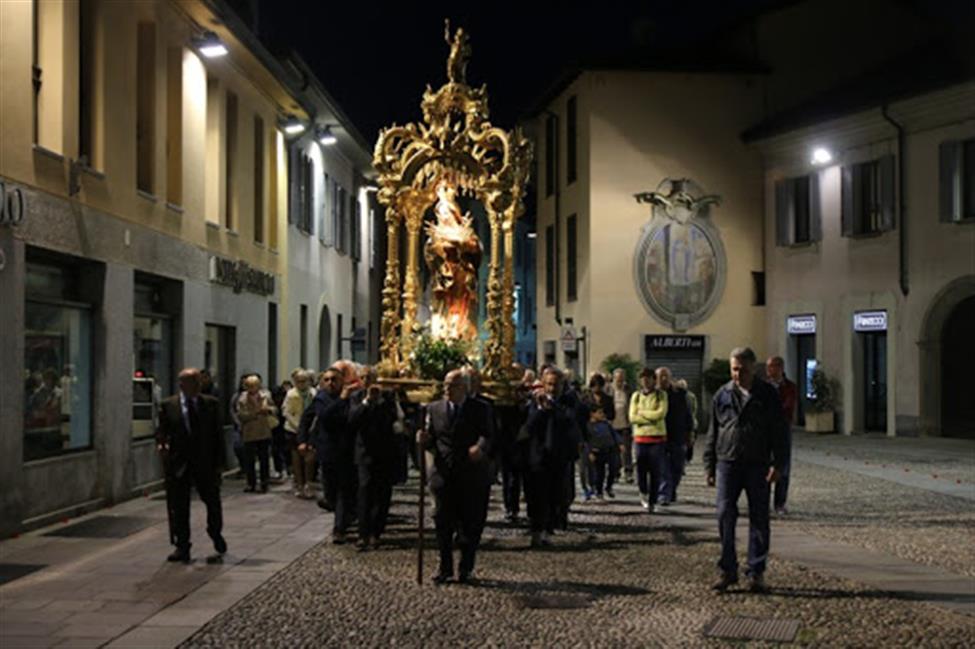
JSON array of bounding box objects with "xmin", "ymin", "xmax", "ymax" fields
[
  {"xmin": 501, "ymin": 211, "xmax": 516, "ymax": 372},
  {"xmin": 483, "ymin": 205, "xmax": 504, "ymax": 378},
  {"xmin": 400, "ymin": 203, "xmax": 423, "ymax": 357},
  {"xmin": 378, "ymin": 207, "xmax": 401, "ymax": 374}
]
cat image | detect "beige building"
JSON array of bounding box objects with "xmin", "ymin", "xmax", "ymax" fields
[
  {"xmin": 533, "ymin": 69, "xmax": 768, "ymax": 398},
  {"xmin": 531, "ymin": 0, "xmax": 973, "ymax": 439},
  {"xmin": 0, "ymin": 0, "xmax": 375, "ymax": 537},
  {"xmin": 749, "ymin": 80, "xmax": 975, "ymax": 437}
]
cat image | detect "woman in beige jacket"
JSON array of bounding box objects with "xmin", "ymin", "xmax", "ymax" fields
[
  {"xmin": 284, "ymin": 369, "xmax": 317, "ymax": 498},
  {"xmin": 236, "ymin": 375, "xmax": 276, "ymax": 493}
]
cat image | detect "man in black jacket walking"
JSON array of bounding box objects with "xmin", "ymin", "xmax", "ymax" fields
[
  {"xmin": 156, "ymin": 368, "xmax": 227, "ymax": 563},
  {"xmin": 657, "ymin": 367, "xmax": 694, "ymax": 505},
  {"xmin": 417, "ymin": 369, "xmax": 495, "ymax": 584},
  {"xmin": 703, "ymin": 347, "xmax": 787, "ymax": 593},
  {"xmin": 348, "ymin": 366, "xmax": 398, "ymax": 550}
]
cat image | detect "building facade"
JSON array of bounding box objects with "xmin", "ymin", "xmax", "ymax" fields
[
  {"xmin": 0, "ymin": 0, "xmax": 375, "ymax": 537},
  {"xmin": 750, "ymin": 82, "xmax": 975, "ymax": 437},
  {"xmin": 530, "ymin": 0, "xmax": 973, "ymax": 437},
  {"xmin": 533, "ymin": 70, "xmax": 767, "ymax": 399}
]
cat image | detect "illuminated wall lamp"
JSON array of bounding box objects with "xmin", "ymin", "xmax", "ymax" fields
[
  {"xmin": 195, "ymin": 31, "xmax": 228, "ymax": 58},
  {"xmin": 281, "ymin": 115, "xmax": 305, "ymax": 136},
  {"xmin": 811, "ymin": 147, "xmax": 832, "ymax": 165},
  {"xmin": 318, "ymin": 125, "xmax": 338, "ymax": 146},
  {"xmin": 526, "ymin": 231, "xmax": 537, "ymax": 239}
]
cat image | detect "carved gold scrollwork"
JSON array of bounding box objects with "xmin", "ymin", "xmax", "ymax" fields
[{"xmin": 373, "ymin": 25, "xmax": 533, "ymax": 377}]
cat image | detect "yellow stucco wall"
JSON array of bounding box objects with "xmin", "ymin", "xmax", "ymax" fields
[
  {"xmin": 0, "ymin": 0, "xmax": 287, "ymax": 276},
  {"xmin": 536, "ymin": 70, "xmax": 767, "ymax": 374}
]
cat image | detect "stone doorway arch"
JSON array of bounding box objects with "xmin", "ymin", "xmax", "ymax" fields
[{"xmin": 918, "ymin": 275, "xmax": 975, "ymax": 437}]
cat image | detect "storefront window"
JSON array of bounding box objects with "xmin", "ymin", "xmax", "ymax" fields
[
  {"xmin": 133, "ymin": 315, "xmax": 172, "ymax": 438},
  {"xmin": 24, "ymin": 302, "xmax": 93, "ymax": 461}
]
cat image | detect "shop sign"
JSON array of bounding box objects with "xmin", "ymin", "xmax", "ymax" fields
[
  {"xmin": 787, "ymin": 314, "xmax": 817, "ymax": 335},
  {"xmin": 209, "ymin": 256, "xmax": 275, "ymax": 296},
  {"xmin": 645, "ymin": 335, "xmax": 705, "ymax": 351},
  {"xmin": 853, "ymin": 310, "xmax": 887, "ymax": 332}
]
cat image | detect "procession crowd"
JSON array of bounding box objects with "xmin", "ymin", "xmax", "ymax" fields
[{"xmin": 156, "ymin": 348, "xmax": 794, "ymax": 592}]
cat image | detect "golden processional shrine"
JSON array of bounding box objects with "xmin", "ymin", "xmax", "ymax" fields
[{"xmin": 374, "ymin": 24, "xmax": 532, "ymax": 390}]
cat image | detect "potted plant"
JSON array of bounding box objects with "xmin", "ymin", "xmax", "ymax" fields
[
  {"xmin": 806, "ymin": 369, "xmax": 840, "ymax": 433},
  {"xmin": 600, "ymin": 353, "xmax": 641, "ymax": 389}
]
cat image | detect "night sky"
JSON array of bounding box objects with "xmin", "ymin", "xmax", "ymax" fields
[
  {"xmin": 253, "ymin": 0, "xmax": 785, "ymax": 143},
  {"xmin": 246, "ymin": 0, "xmax": 974, "ymax": 147}
]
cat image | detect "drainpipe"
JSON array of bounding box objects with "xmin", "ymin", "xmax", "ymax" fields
[
  {"xmin": 544, "ymin": 110, "xmax": 562, "ymax": 325},
  {"xmin": 882, "ymin": 104, "xmax": 908, "ymax": 296}
]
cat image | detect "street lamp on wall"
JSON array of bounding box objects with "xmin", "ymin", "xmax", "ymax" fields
[
  {"xmin": 317, "ymin": 125, "xmax": 338, "ymax": 146},
  {"xmin": 281, "ymin": 115, "xmax": 305, "ymax": 136},
  {"xmin": 811, "ymin": 147, "xmax": 833, "ymax": 165},
  {"xmin": 194, "ymin": 31, "xmax": 228, "ymax": 59}
]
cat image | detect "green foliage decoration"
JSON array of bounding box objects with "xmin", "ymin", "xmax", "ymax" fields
[
  {"xmin": 702, "ymin": 358, "xmax": 731, "ymax": 395},
  {"xmin": 808, "ymin": 369, "xmax": 841, "ymax": 413},
  {"xmin": 409, "ymin": 331, "xmax": 472, "ymax": 381},
  {"xmin": 600, "ymin": 353, "xmax": 641, "ymax": 388}
]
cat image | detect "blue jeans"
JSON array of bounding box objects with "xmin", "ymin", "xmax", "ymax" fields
[
  {"xmin": 773, "ymin": 427, "xmax": 792, "ymax": 510},
  {"xmin": 635, "ymin": 443, "xmax": 668, "ymax": 503},
  {"xmin": 660, "ymin": 444, "xmax": 686, "ymax": 503},
  {"xmin": 716, "ymin": 460, "xmax": 770, "ymax": 577}
]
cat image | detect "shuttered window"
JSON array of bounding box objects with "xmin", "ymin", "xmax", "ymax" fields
[
  {"xmin": 939, "ymin": 138, "xmax": 975, "ymax": 223},
  {"xmin": 841, "ymin": 155, "xmax": 895, "ymax": 237},
  {"xmin": 774, "ymin": 173, "xmax": 821, "ymax": 246}
]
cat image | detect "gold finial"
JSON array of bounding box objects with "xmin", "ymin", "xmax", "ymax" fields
[{"xmin": 444, "ymin": 18, "xmax": 471, "ymax": 84}]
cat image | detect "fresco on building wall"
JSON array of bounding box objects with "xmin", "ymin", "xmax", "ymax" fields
[{"xmin": 633, "ymin": 178, "xmax": 726, "ymax": 331}]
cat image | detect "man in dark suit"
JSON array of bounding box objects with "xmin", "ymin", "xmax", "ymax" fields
[
  {"xmin": 417, "ymin": 369, "xmax": 495, "ymax": 584},
  {"xmin": 298, "ymin": 366, "xmax": 355, "ymax": 544},
  {"xmin": 348, "ymin": 366, "xmax": 398, "ymax": 550},
  {"xmin": 156, "ymin": 367, "xmax": 227, "ymax": 563}
]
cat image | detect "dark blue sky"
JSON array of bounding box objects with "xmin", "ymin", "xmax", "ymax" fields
[
  {"xmin": 254, "ymin": 0, "xmax": 784, "ymax": 141},
  {"xmin": 249, "ymin": 0, "xmax": 973, "ymax": 145}
]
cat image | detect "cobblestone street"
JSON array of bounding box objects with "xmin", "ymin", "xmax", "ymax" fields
[{"xmin": 2, "ymin": 432, "xmax": 973, "ymax": 647}]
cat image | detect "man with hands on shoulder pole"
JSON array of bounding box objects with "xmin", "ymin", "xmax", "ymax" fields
[
  {"xmin": 703, "ymin": 347, "xmax": 787, "ymax": 594},
  {"xmin": 298, "ymin": 367, "xmax": 356, "ymax": 544}
]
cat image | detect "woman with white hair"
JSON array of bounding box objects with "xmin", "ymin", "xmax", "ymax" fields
[{"xmin": 284, "ymin": 368, "xmax": 317, "ymax": 498}]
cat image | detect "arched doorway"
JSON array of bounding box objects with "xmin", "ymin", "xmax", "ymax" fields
[
  {"xmin": 919, "ymin": 276, "xmax": 975, "ymax": 437},
  {"xmin": 318, "ymin": 305, "xmax": 331, "ymax": 371},
  {"xmin": 942, "ymin": 295, "xmax": 975, "ymax": 437}
]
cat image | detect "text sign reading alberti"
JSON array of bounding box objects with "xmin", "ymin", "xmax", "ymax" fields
[
  {"xmin": 209, "ymin": 256, "xmax": 275, "ymax": 296},
  {"xmin": 853, "ymin": 310, "xmax": 887, "ymax": 332},
  {"xmin": 787, "ymin": 314, "xmax": 817, "ymax": 335},
  {"xmin": 645, "ymin": 335, "xmax": 705, "ymax": 351}
]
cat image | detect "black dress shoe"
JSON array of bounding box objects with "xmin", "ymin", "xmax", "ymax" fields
[
  {"xmin": 712, "ymin": 573, "xmax": 739, "ymax": 593},
  {"xmin": 213, "ymin": 535, "xmax": 227, "ymax": 555},
  {"xmin": 167, "ymin": 549, "xmax": 190, "ymax": 563},
  {"xmin": 432, "ymin": 572, "xmax": 453, "ymax": 585},
  {"xmin": 317, "ymin": 499, "xmax": 334, "ymax": 511},
  {"xmin": 457, "ymin": 571, "xmax": 473, "ymax": 584}
]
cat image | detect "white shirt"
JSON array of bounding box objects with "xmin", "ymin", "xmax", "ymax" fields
[{"xmin": 179, "ymin": 392, "xmax": 198, "ymax": 434}]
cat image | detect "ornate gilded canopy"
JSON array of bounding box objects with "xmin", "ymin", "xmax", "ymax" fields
[{"xmin": 373, "ymin": 22, "xmax": 532, "ymax": 380}]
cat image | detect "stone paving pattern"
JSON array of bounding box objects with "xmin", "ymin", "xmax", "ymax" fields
[
  {"xmin": 181, "ymin": 452, "xmax": 975, "ymax": 647},
  {"xmin": 2, "ymin": 432, "xmax": 972, "ymax": 648}
]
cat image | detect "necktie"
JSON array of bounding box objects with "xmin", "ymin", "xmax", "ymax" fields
[
  {"xmin": 187, "ymin": 398, "xmax": 199, "ymax": 436},
  {"xmin": 449, "ymin": 401, "xmax": 458, "ymax": 425}
]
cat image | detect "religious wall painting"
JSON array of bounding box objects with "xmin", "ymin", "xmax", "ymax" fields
[{"xmin": 633, "ymin": 178, "xmax": 726, "ymax": 331}]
